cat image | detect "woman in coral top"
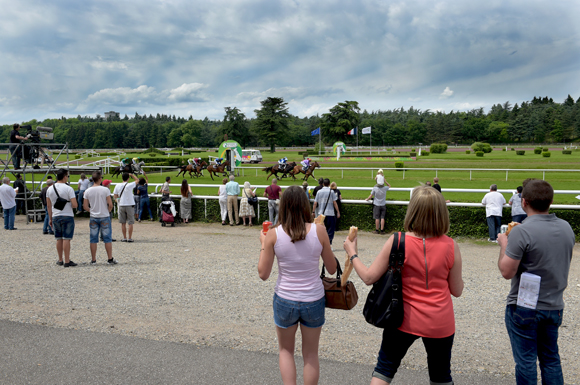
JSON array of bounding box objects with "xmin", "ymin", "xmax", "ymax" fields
[{"xmin": 344, "ymin": 185, "xmax": 464, "ymax": 385}]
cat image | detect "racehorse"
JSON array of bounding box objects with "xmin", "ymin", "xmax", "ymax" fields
[
  {"xmin": 112, "ymin": 161, "xmax": 145, "ymax": 178},
  {"xmin": 262, "ymin": 162, "xmax": 296, "ymax": 180},
  {"xmin": 289, "ymin": 161, "xmax": 320, "ymax": 181},
  {"xmin": 176, "ymin": 161, "xmax": 207, "ymax": 178},
  {"xmin": 206, "ymin": 160, "xmax": 230, "ymax": 181}
]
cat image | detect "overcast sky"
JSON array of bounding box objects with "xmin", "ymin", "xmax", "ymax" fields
[{"xmin": 1, "ymin": 0, "xmax": 579, "ymax": 124}]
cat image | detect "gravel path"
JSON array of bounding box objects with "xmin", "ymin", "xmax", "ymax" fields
[{"xmin": 1, "ymin": 216, "xmax": 579, "ymax": 384}]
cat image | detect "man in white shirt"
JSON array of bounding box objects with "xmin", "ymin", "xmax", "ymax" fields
[
  {"xmin": 46, "ymin": 169, "xmax": 78, "ymax": 267},
  {"xmin": 113, "ymin": 172, "xmax": 139, "ymax": 242},
  {"xmin": 482, "ymin": 184, "xmax": 506, "ymax": 242},
  {"xmin": 0, "ymin": 176, "xmax": 18, "ymax": 230},
  {"xmin": 83, "ymin": 171, "xmax": 116, "ymax": 265}
]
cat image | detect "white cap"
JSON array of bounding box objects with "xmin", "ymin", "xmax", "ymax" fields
[{"xmin": 378, "ymin": 169, "xmax": 383, "ymax": 173}]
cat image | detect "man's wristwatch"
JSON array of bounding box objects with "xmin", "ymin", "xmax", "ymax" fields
[{"xmin": 349, "ymin": 254, "xmax": 359, "ymax": 262}]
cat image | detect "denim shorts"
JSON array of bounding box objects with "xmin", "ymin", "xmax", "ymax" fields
[
  {"xmin": 52, "ymin": 216, "xmax": 75, "ymax": 240},
  {"xmin": 273, "ymin": 293, "xmax": 325, "ymax": 329},
  {"xmin": 90, "ymin": 217, "xmax": 112, "ymax": 243}
]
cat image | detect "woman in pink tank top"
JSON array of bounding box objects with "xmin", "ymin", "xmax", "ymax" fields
[
  {"xmin": 259, "ymin": 185, "xmax": 337, "ymax": 385},
  {"xmin": 344, "ymin": 186, "xmax": 464, "ymax": 385}
]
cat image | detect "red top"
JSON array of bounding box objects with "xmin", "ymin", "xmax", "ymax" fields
[
  {"xmin": 398, "ymin": 234, "xmax": 456, "ymax": 338},
  {"xmin": 265, "ymin": 185, "xmax": 282, "ymax": 200}
]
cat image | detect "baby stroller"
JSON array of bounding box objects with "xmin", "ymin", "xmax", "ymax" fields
[{"xmin": 158, "ymin": 196, "xmax": 179, "ymax": 227}]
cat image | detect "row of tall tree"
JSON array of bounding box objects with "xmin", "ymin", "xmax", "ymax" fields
[{"xmin": 1, "ymin": 95, "xmax": 579, "ymax": 150}]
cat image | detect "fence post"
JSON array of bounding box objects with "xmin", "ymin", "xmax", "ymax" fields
[
  {"xmin": 403, "ymin": 169, "xmax": 405, "ymax": 180},
  {"xmin": 470, "ymin": 170, "xmax": 472, "ymax": 181},
  {"xmin": 506, "ymin": 170, "xmax": 508, "ymax": 181},
  {"xmin": 342, "ymin": 169, "xmax": 344, "ymax": 179},
  {"xmin": 436, "ymin": 169, "xmax": 438, "ymax": 178},
  {"xmin": 204, "ymin": 199, "xmax": 207, "ymax": 219},
  {"xmin": 543, "ymin": 171, "xmax": 545, "ymax": 180}
]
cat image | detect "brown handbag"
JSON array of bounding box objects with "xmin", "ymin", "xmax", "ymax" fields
[{"xmin": 320, "ymin": 257, "xmax": 358, "ymax": 310}]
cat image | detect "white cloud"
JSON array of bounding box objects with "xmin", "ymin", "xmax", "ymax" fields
[
  {"xmin": 90, "ymin": 58, "xmax": 128, "ymax": 71},
  {"xmin": 439, "ymin": 87, "xmax": 454, "ymax": 99},
  {"xmin": 83, "ymin": 83, "xmax": 209, "ymax": 108}
]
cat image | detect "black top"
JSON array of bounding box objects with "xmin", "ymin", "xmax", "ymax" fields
[
  {"xmin": 432, "ymin": 183, "xmax": 442, "ymax": 193},
  {"xmin": 13, "ymin": 179, "xmax": 26, "ymax": 196},
  {"xmin": 10, "ymin": 130, "xmax": 20, "ymax": 143},
  {"xmin": 313, "ymin": 185, "xmax": 323, "ymax": 198}
]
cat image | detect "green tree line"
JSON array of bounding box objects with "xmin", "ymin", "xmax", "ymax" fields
[{"xmin": 2, "ymin": 95, "xmax": 579, "ymax": 149}]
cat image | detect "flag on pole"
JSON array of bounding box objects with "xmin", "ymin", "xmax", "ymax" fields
[
  {"xmin": 362, "ymin": 126, "xmax": 371, "ymax": 134},
  {"xmin": 347, "ymin": 127, "xmax": 357, "ymax": 135},
  {"xmin": 311, "ymin": 127, "xmax": 320, "ymax": 136}
]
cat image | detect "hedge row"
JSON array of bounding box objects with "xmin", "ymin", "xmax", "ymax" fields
[{"xmin": 136, "ymin": 198, "xmax": 580, "ymax": 240}]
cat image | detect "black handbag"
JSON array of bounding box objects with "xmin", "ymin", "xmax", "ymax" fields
[
  {"xmin": 363, "ymin": 232, "xmax": 405, "ymax": 328},
  {"xmin": 245, "ymin": 189, "xmax": 258, "ymax": 204},
  {"xmin": 320, "ymin": 257, "xmax": 358, "ymax": 310},
  {"xmin": 52, "ymin": 185, "xmax": 70, "ymax": 211}
]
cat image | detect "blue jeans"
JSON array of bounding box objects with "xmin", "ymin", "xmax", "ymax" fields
[
  {"xmin": 373, "ymin": 328, "xmax": 454, "ymax": 384},
  {"xmin": 52, "ymin": 216, "xmax": 75, "ymax": 240},
  {"xmin": 43, "ymin": 207, "xmax": 53, "ymax": 233},
  {"xmin": 486, "ymin": 215, "xmax": 502, "ymax": 240},
  {"xmin": 512, "ymin": 214, "xmax": 528, "ymax": 223},
  {"xmin": 3, "ymin": 206, "xmax": 16, "ymax": 230},
  {"xmin": 323, "ymin": 215, "xmax": 336, "ymax": 245},
  {"xmin": 9, "ymin": 145, "xmax": 21, "ymax": 169},
  {"xmin": 139, "ymin": 197, "xmax": 153, "ymax": 220},
  {"xmin": 505, "ymin": 305, "xmax": 564, "ymax": 385},
  {"xmin": 273, "ymin": 293, "xmax": 325, "ymax": 329},
  {"xmin": 134, "ymin": 196, "xmax": 141, "ymax": 218},
  {"xmin": 77, "ymin": 190, "xmax": 85, "ymax": 211},
  {"xmin": 90, "ymin": 217, "xmax": 112, "ymax": 243}
]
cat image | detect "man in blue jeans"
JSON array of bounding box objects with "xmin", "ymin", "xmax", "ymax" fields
[
  {"xmin": 0, "ymin": 176, "xmax": 18, "ymax": 230},
  {"xmin": 482, "ymin": 184, "xmax": 506, "ymax": 242},
  {"xmin": 84, "ymin": 171, "xmax": 117, "ymax": 265},
  {"xmin": 40, "ymin": 178, "xmax": 55, "ymax": 234},
  {"xmin": 498, "ymin": 180, "xmax": 575, "ymax": 385},
  {"xmin": 46, "ymin": 169, "xmax": 78, "ymax": 267}
]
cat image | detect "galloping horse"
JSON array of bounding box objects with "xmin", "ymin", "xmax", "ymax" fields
[
  {"xmin": 289, "ymin": 161, "xmax": 320, "ymax": 181},
  {"xmin": 262, "ymin": 162, "xmax": 296, "ymax": 180},
  {"xmin": 112, "ymin": 161, "xmax": 145, "ymax": 178},
  {"xmin": 176, "ymin": 161, "xmax": 207, "ymax": 178},
  {"xmin": 206, "ymin": 160, "xmax": 230, "ymax": 181}
]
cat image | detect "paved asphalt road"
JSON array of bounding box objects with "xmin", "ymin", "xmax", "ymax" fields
[{"xmin": 0, "ymin": 320, "xmax": 514, "ymax": 384}]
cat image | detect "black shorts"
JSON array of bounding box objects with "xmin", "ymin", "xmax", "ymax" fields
[{"xmin": 373, "ymin": 205, "xmax": 386, "ymax": 220}]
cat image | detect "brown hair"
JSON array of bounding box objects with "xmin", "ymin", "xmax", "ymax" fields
[
  {"xmin": 91, "ymin": 171, "xmax": 102, "ymax": 183},
  {"xmin": 404, "ymin": 185, "xmax": 449, "ymax": 238},
  {"xmin": 522, "ymin": 180, "xmax": 553, "ymax": 212},
  {"xmin": 180, "ymin": 180, "xmax": 189, "ymax": 197},
  {"xmin": 222, "ymin": 177, "xmax": 228, "ymax": 185},
  {"xmin": 278, "ymin": 185, "xmax": 312, "ymax": 243}
]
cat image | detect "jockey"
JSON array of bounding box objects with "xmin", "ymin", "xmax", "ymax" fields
[
  {"xmin": 187, "ymin": 158, "xmax": 197, "ymax": 167},
  {"xmin": 300, "ymin": 158, "xmax": 311, "ymax": 171},
  {"xmin": 214, "ymin": 157, "xmax": 223, "ymax": 166},
  {"xmin": 120, "ymin": 157, "xmax": 130, "ymax": 167},
  {"xmin": 278, "ymin": 157, "xmax": 288, "ymax": 168},
  {"xmin": 131, "ymin": 157, "xmax": 141, "ymax": 172}
]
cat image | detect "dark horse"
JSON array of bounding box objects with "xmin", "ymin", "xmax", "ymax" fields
[
  {"xmin": 289, "ymin": 161, "xmax": 320, "ymax": 181},
  {"xmin": 111, "ymin": 161, "xmax": 145, "ymax": 178},
  {"xmin": 176, "ymin": 161, "xmax": 207, "ymax": 178},
  {"xmin": 206, "ymin": 160, "xmax": 230, "ymax": 181},
  {"xmin": 262, "ymin": 162, "xmax": 296, "ymax": 180}
]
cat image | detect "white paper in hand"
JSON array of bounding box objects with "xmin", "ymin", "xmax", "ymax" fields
[{"xmin": 517, "ymin": 272, "xmax": 541, "ymax": 309}]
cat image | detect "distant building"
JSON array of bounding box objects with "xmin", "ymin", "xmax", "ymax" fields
[{"xmin": 104, "ymin": 111, "xmax": 120, "ymax": 120}]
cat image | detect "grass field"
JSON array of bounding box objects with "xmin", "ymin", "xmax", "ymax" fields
[{"xmin": 66, "ymin": 148, "xmax": 580, "ymax": 205}]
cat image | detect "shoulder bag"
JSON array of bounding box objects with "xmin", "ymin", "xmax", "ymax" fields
[
  {"xmin": 363, "ymin": 232, "xmax": 405, "ymax": 328},
  {"xmin": 321, "ymin": 257, "xmax": 358, "ymax": 310},
  {"xmin": 244, "ymin": 189, "xmax": 257, "ymax": 204},
  {"xmin": 52, "ymin": 184, "xmax": 70, "ymax": 211}
]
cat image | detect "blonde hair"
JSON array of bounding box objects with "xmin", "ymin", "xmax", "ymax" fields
[
  {"xmin": 330, "ymin": 182, "xmax": 337, "ymax": 190},
  {"xmin": 404, "ymin": 185, "xmax": 449, "ymax": 238}
]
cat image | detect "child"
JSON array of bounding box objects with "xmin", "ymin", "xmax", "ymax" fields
[{"xmin": 375, "ymin": 169, "xmax": 385, "ymax": 186}]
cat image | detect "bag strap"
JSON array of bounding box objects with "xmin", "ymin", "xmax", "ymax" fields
[
  {"xmin": 52, "ymin": 184, "xmax": 61, "ymax": 199},
  {"xmin": 320, "ymin": 257, "xmax": 342, "ymax": 281},
  {"xmin": 321, "ymin": 189, "xmax": 333, "ymax": 214},
  {"xmin": 389, "ymin": 232, "xmax": 405, "ymax": 271},
  {"xmin": 119, "ymin": 182, "xmax": 128, "ymax": 198}
]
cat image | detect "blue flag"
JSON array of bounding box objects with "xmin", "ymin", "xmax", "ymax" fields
[{"xmin": 311, "ymin": 127, "xmax": 320, "ymax": 136}]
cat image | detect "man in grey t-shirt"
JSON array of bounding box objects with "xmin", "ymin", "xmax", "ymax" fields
[
  {"xmin": 497, "ymin": 180, "xmax": 575, "ymax": 384},
  {"xmin": 312, "ymin": 179, "xmax": 340, "ymax": 245},
  {"xmin": 365, "ymin": 180, "xmax": 390, "ymax": 234}
]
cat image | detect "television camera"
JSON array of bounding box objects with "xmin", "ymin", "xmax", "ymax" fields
[{"xmin": 19, "ymin": 125, "xmax": 54, "ymax": 166}]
